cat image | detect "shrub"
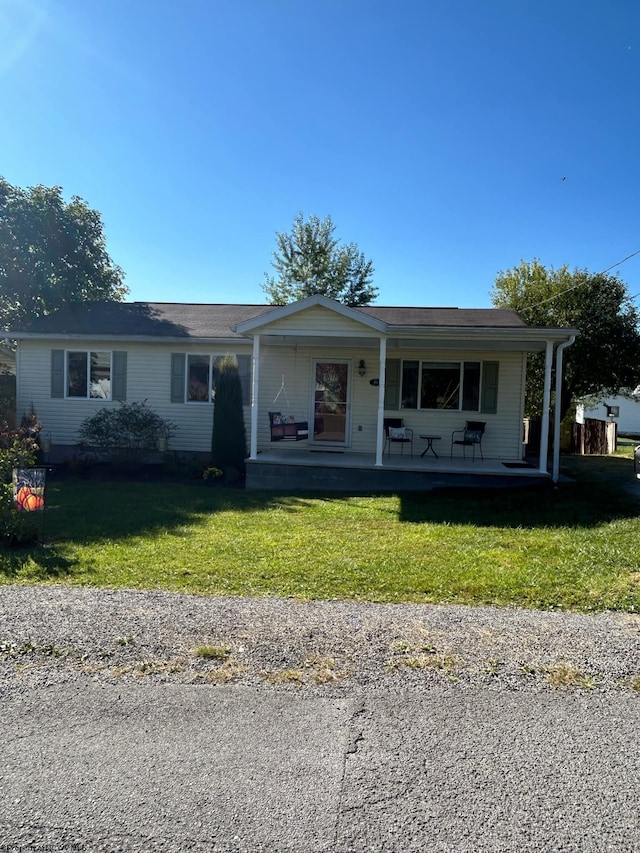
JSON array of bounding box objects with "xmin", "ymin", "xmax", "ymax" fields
[
  {"xmin": 0, "ymin": 417, "xmax": 40, "ymax": 483},
  {"xmin": 202, "ymin": 466, "xmax": 224, "ymax": 483},
  {"xmin": 0, "ymin": 416, "xmax": 41, "ymax": 545},
  {"xmin": 210, "ymin": 357, "xmax": 247, "ymax": 478},
  {"xmin": 77, "ymin": 401, "xmax": 176, "ymax": 466}
]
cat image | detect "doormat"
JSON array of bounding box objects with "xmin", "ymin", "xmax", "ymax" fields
[
  {"xmin": 310, "ymin": 449, "xmax": 345, "ymax": 454},
  {"xmin": 502, "ymin": 461, "xmax": 533, "ymax": 469}
]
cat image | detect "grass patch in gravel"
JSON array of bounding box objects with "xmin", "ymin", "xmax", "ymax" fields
[
  {"xmin": 544, "ymin": 664, "xmax": 597, "ymax": 689},
  {"xmin": 260, "ymin": 657, "xmax": 348, "ymax": 686},
  {"xmin": 191, "ymin": 644, "xmax": 231, "ymax": 661},
  {"xmin": 1, "ymin": 453, "xmax": 640, "ymax": 613}
]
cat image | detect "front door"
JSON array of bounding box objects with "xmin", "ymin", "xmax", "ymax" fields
[{"xmin": 312, "ymin": 361, "xmax": 349, "ymax": 445}]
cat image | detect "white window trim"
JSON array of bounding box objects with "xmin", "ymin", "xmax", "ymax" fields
[
  {"xmin": 401, "ymin": 358, "xmax": 483, "ymax": 412},
  {"xmin": 65, "ymin": 349, "xmax": 113, "ymax": 401}
]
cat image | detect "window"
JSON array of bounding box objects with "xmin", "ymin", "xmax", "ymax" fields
[
  {"xmin": 172, "ymin": 353, "xmax": 252, "ymax": 405},
  {"xmin": 187, "ymin": 355, "xmax": 212, "ymax": 402},
  {"xmin": 186, "ymin": 354, "xmax": 230, "ymax": 403},
  {"xmin": 51, "ymin": 350, "xmax": 126, "ymax": 401},
  {"xmin": 420, "ymin": 361, "xmax": 461, "ymax": 410},
  {"xmin": 385, "ymin": 359, "xmax": 498, "ymax": 413},
  {"xmin": 67, "ymin": 351, "xmax": 111, "ymax": 399}
]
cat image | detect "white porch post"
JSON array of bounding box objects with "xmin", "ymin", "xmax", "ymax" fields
[
  {"xmin": 375, "ymin": 337, "xmax": 387, "ymax": 466},
  {"xmin": 538, "ymin": 340, "xmax": 553, "ymax": 474},
  {"xmin": 249, "ymin": 334, "xmax": 260, "ymax": 460}
]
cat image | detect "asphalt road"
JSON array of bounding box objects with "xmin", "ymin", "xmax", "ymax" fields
[{"xmin": 1, "ymin": 680, "xmax": 638, "ymax": 852}]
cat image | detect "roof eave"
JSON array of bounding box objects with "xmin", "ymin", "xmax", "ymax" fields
[
  {"xmin": 390, "ymin": 325, "xmax": 579, "ymax": 339},
  {"xmin": 11, "ymin": 332, "xmax": 247, "ymax": 346}
]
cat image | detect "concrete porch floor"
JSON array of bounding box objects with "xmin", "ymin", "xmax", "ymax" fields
[{"xmin": 246, "ymin": 447, "xmax": 549, "ymax": 492}]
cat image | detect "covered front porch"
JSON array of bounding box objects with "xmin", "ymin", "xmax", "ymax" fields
[
  {"xmin": 246, "ymin": 446, "xmax": 549, "ymax": 492},
  {"xmin": 233, "ymin": 295, "xmax": 578, "ymax": 491}
]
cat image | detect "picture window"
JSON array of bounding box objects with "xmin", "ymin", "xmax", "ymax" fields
[{"xmin": 400, "ymin": 360, "xmax": 482, "ymax": 411}]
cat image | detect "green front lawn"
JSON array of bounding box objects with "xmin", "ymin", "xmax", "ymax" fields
[{"xmin": 1, "ymin": 452, "xmax": 640, "ymax": 612}]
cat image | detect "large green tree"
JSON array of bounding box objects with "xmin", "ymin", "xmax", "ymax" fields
[
  {"xmin": 0, "ymin": 177, "xmax": 128, "ymax": 330},
  {"xmin": 262, "ymin": 212, "xmax": 377, "ymax": 306},
  {"xmin": 491, "ymin": 259, "xmax": 640, "ymax": 419}
]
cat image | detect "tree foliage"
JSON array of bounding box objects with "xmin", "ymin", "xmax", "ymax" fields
[
  {"xmin": 262, "ymin": 213, "xmax": 377, "ymax": 306},
  {"xmin": 210, "ymin": 356, "xmax": 247, "ymax": 479},
  {"xmin": 0, "ymin": 177, "xmax": 128, "ymax": 330},
  {"xmin": 491, "ymin": 260, "xmax": 640, "ymax": 418}
]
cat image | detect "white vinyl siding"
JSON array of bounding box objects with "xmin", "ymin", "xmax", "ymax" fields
[
  {"xmin": 260, "ymin": 304, "xmax": 379, "ymax": 336},
  {"xmin": 20, "ymin": 340, "xmax": 252, "ymax": 453},
  {"xmin": 17, "ymin": 336, "xmax": 526, "ymax": 461}
]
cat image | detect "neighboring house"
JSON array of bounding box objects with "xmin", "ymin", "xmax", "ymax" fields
[
  {"xmin": 9, "ymin": 295, "xmax": 577, "ymax": 489},
  {"xmin": 576, "ymin": 389, "xmax": 640, "ymax": 436}
]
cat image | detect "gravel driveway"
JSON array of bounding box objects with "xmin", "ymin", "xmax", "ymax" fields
[{"xmin": 1, "ymin": 584, "xmax": 638, "ymax": 694}]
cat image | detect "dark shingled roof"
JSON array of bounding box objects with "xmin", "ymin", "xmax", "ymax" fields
[
  {"xmin": 16, "ymin": 302, "xmax": 280, "ymax": 338},
  {"xmin": 358, "ymin": 305, "xmax": 527, "ymax": 328},
  {"xmin": 14, "ymin": 300, "xmax": 528, "ymax": 338}
]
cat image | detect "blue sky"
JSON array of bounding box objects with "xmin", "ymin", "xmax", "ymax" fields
[{"xmin": 2, "ymin": 0, "xmax": 639, "ymax": 308}]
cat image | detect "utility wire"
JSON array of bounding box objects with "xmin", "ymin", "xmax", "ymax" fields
[
  {"xmin": 519, "ymin": 248, "xmax": 640, "ymax": 313},
  {"xmin": 601, "ymin": 248, "xmax": 640, "ymax": 274}
]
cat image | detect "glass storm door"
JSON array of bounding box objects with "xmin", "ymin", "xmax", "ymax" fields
[{"xmin": 313, "ymin": 361, "xmax": 349, "ymax": 445}]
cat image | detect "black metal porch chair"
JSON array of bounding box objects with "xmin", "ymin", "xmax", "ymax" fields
[
  {"xmin": 383, "ymin": 418, "xmax": 414, "ymax": 457},
  {"xmin": 450, "ymin": 421, "xmax": 486, "ymax": 461}
]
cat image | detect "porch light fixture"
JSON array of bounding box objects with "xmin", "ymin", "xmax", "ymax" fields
[{"xmin": 358, "ymin": 359, "xmax": 366, "ymax": 377}]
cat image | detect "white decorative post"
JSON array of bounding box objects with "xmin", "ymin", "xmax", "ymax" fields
[
  {"xmin": 375, "ymin": 337, "xmax": 387, "ymax": 466},
  {"xmin": 249, "ymin": 334, "xmax": 260, "ymax": 460}
]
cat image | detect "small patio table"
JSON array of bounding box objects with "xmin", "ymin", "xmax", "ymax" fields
[{"xmin": 419, "ymin": 435, "xmax": 441, "ymax": 459}]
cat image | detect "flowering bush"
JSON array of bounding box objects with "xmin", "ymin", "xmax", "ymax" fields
[
  {"xmin": 0, "ymin": 415, "xmax": 41, "ymax": 545},
  {"xmin": 202, "ymin": 466, "xmax": 224, "ymax": 482}
]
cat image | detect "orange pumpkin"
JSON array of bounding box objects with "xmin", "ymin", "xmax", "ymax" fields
[
  {"xmin": 23, "ymin": 493, "xmax": 44, "ymax": 512},
  {"xmin": 16, "ymin": 486, "xmax": 32, "ymax": 506}
]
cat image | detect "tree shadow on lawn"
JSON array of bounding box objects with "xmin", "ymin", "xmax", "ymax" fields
[
  {"xmin": 0, "ymin": 479, "xmax": 293, "ymax": 580},
  {"xmin": 400, "ymin": 455, "xmax": 640, "ymax": 528},
  {"xmin": 45, "ymin": 480, "xmax": 286, "ymax": 531}
]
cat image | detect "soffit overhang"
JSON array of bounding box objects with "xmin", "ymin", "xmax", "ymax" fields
[{"xmin": 251, "ymin": 326, "xmax": 579, "ymax": 352}]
